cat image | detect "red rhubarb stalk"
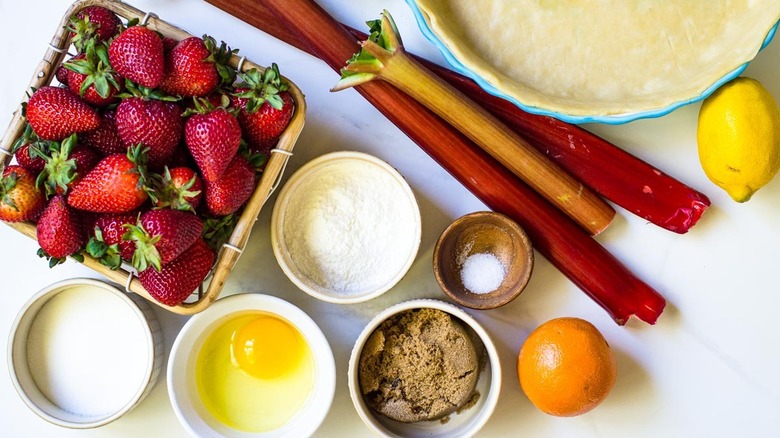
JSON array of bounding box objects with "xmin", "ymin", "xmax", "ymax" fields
[
  {"xmin": 205, "ymin": 0, "xmax": 709, "ymax": 234},
  {"xmin": 447, "ymin": 76, "xmax": 711, "ymax": 234},
  {"xmin": 247, "ymin": 0, "xmax": 666, "ymax": 324}
]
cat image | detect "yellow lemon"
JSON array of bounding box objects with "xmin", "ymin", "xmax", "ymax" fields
[{"xmin": 697, "ymin": 77, "xmax": 780, "ymax": 202}]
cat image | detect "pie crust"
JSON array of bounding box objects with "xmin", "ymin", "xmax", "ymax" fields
[{"xmin": 413, "ymin": 0, "xmax": 780, "ymax": 117}]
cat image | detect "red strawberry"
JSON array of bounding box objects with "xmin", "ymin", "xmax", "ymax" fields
[
  {"xmin": 36, "ymin": 195, "xmax": 85, "ymax": 265},
  {"xmin": 167, "ymin": 145, "xmax": 195, "ymax": 168},
  {"xmin": 14, "ymin": 143, "xmax": 47, "ymax": 172},
  {"xmin": 153, "ymin": 166, "xmax": 203, "ymax": 211},
  {"xmin": 69, "ymin": 6, "xmax": 121, "ymax": 53},
  {"xmin": 124, "ymin": 209, "xmax": 203, "ymax": 272},
  {"xmin": 81, "ymin": 110, "xmax": 125, "ymax": 156},
  {"xmin": 36, "ymin": 134, "xmax": 100, "ymax": 196},
  {"xmin": 0, "ymin": 166, "xmax": 45, "ymax": 223},
  {"xmin": 26, "ymin": 86, "xmax": 100, "ymax": 141},
  {"xmin": 64, "ymin": 47, "xmax": 123, "ymax": 107},
  {"xmin": 162, "ymin": 36, "xmax": 179, "ymax": 52},
  {"xmin": 67, "ymin": 146, "xmax": 150, "ymax": 213},
  {"xmin": 138, "ymin": 238, "xmax": 215, "ymax": 306},
  {"xmin": 55, "ymin": 65, "xmax": 70, "ymax": 86},
  {"xmin": 201, "ymin": 214, "xmax": 238, "ymax": 252},
  {"xmin": 185, "ymin": 107, "xmax": 241, "ymax": 182},
  {"xmin": 108, "ymin": 25, "xmax": 164, "ymax": 88},
  {"xmin": 205, "ymin": 154, "xmax": 256, "ymax": 216},
  {"xmin": 86, "ymin": 212, "xmax": 138, "ymax": 269},
  {"xmin": 161, "ymin": 36, "xmax": 235, "ymax": 98},
  {"xmin": 116, "ymin": 97, "xmax": 182, "ymax": 168},
  {"xmin": 12, "ymin": 123, "xmax": 52, "ymax": 172},
  {"xmin": 232, "ymin": 64, "xmax": 294, "ymax": 154}
]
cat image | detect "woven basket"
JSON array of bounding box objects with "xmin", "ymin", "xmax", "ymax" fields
[{"xmin": 0, "ymin": 0, "xmax": 306, "ymax": 315}]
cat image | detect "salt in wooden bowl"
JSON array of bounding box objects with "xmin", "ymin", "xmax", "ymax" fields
[{"xmin": 433, "ymin": 211, "xmax": 533, "ymax": 309}]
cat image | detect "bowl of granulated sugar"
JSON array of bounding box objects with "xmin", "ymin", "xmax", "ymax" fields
[
  {"xmin": 433, "ymin": 211, "xmax": 534, "ymax": 309},
  {"xmin": 8, "ymin": 278, "xmax": 163, "ymax": 428},
  {"xmin": 271, "ymin": 151, "xmax": 422, "ymax": 304}
]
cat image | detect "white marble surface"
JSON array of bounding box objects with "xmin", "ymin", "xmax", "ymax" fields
[{"xmin": 1, "ymin": 1, "xmax": 780, "ymax": 436}]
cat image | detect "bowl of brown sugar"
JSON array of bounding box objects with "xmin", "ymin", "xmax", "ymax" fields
[{"xmin": 348, "ymin": 299, "xmax": 501, "ymax": 437}]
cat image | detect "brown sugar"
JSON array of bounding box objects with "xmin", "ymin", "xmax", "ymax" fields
[{"xmin": 358, "ymin": 308, "xmax": 481, "ymax": 423}]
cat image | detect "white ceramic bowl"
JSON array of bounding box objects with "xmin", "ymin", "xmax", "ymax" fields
[
  {"xmin": 271, "ymin": 151, "xmax": 421, "ymax": 304},
  {"xmin": 8, "ymin": 278, "xmax": 163, "ymax": 428},
  {"xmin": 167, "ymin": 293, "xmax": 336, "ymax": 437},
  {"xmin": 348, "ymin": 299, "xmax": 501, "ymax": 437}
]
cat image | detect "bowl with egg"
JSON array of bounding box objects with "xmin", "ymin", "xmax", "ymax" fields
[
  {"xmin": 405, "ymin": 0, "xmax": 780, "ymax": 124},
  {"xmin": 167, "ymin": 293, "xmax": 336, "ymax": 437},
  {"xmin": 348, "ymin": 299, "xmax": 501, "ymax": 437},
  {"xmin": 8, "ymin": 278, "xmax": 163, "ymax": 428}
]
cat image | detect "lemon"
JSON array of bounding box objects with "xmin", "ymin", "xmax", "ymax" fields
[{"xmin": 697, "ymin": 77, "xmax": 780, "ymax": 202}]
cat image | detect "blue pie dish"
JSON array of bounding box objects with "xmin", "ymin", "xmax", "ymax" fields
[{"xmin": 404, "ymin": 1, "xmax": 779, "ymax": 125}]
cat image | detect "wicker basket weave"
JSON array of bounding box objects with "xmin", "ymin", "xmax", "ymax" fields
[{"xmin": 0, "ymin": 0, "xmax": 306, "ymax": 315}]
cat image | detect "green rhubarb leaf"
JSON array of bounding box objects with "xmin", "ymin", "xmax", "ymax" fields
[{"xmin": 333, "ymin": 10, "xmax": 403, "ymax": 91}]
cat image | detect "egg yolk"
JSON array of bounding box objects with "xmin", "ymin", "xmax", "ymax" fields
[{"xmin": 230, "ymin": 316, "xmax": 304, "ymax": 379}]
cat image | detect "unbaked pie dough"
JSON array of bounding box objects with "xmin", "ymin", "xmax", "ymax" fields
[{"xmin": 413, "ymin": 0, "xmax": 780, "ymax": 116}]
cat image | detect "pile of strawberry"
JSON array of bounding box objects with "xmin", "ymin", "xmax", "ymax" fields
[{"xmin": 0, "ymin": 6, "xmax": 295, "ymax": 307}]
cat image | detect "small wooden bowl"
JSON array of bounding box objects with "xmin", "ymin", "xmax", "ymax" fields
[{"xmin": 433, "ymin": 211, "xmax": 533, "ymax": 309}]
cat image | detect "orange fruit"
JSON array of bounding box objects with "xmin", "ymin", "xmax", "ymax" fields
[{"xmin": 517, "ymin": 317, "xmax": 616, "ymax": 417}]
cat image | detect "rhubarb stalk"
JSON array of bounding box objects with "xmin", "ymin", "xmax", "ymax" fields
[
  {"xmin": 331, "ymin": 12, "xmax": 614, "ymax": 236},
  {"xmin": 249, "ymin": 0, "xmax": 666, "ymax": 325}
]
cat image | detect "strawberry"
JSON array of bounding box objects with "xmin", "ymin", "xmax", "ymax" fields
[
  {"xmin": 115, "ymin": 96, "xmax": 183, "ymax": 168},
  {"xmin": 81, "ymin": 110, "xmax": 125, "ymax": 156},
  {"xmin": 14, "ymin": 143, "xmax": 47, "ymax": 172},
  {"xmin": 108, "ymin": 25, "xmax": 165, "ymax": 88},
  {"xmin": 124, "ymin": 209, "xmax": 203, "ymax": 272},
  {"xmin": 138, "ymin": 238, "xmax": 215, "ymax": 306},
  {"xmin": 161, "ymin": 36, "xmax": 236, "ymax": 98},
  {"xmin": 152, "ymin": 166, "xmax": 203, "ymax": 211},
  {"xmin": 25, "ymin": 86, "xmax": 100, "ymax": 141},
  {"xmin": 0, "ymin": 166, "xmax": 45, "ymax": 223},
  {"xmin": 202, "ymin": 214, "xmax": 237, "ymax": 252},
  {"xmin": 205, "ymin": 154, "xmax": 256, "ymax": 216},
  {"xmin": 12, "ymin": 124, "xmax": 52, "ymax": 172},
  {"xmin": 63, "ymin": 46, "xmax": 124, "ymax": 107},
  {"xmin": 36, "ymin": 134, "xmax": 100, "ymax": 196},
  {"xmin": 184, "ymin": 106, "xmax": 241, "ymax": 182},
  {"xmin": 69, "ymin": 6, "xmax": 121, "ymax": 53},
  {"xmin": 36, "ymin": 195, "xmax": 85, "ymax": 266},
  {"xmin": 55, "ymin": 65, "xmax": 70, "ymax": 86},
  {"xmin": 86, "ymin": 211, "xmax": 138, "ymax": 269},
  {"xmin": 67, "ymin": 146, "xmax": 150, "ymax": 213},
  {"xmin": 232, "ymin": 64, "xmax": 294, "ymax": 154},
  {"xmin": 167, "ymin": 145, "xmax": 196, "ymax": 168},
  {"xmin": 162, "ymin": 36, "xmax": 179, "ymax": 52}
]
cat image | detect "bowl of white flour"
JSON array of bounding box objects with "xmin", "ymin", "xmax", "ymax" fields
[
  {"xmin": 8, "ymin": 278, "xmax": 163, "ymax": 428},
  {"xmin": 271, "ymin": 151, "xmax": 421, "ymax": 304}
]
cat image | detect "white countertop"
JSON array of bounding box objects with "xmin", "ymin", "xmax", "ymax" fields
[{"xmin": 2, "ymin": 1, "xmax": 780, "ymax": 436}]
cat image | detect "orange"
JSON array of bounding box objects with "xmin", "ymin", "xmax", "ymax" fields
[{"xmin": 517, "ymin": 317, "xmax": 616, "ymax": 417}]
